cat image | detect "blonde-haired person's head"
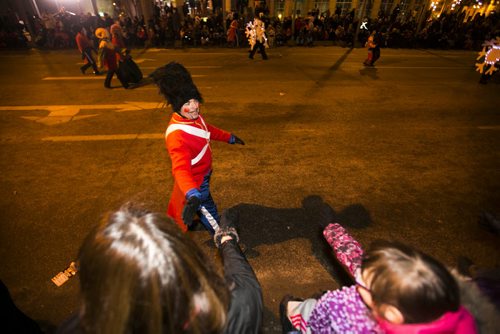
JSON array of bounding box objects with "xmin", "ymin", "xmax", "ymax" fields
[{"xmin": 77, "ymin": 204, "xmax": 230, "ymax": 333}]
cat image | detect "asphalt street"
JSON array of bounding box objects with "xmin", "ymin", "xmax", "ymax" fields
[{"xmin": 0, "ymin": 45, "xmax": 499, "ymax": 333}]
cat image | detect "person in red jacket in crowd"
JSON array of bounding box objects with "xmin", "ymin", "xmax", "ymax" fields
[
  {"xmin": 150, "ymin": 62, "xmax": 245, "ymax": 234},
  {"xmin": 110, "ymin": 21, "xmax": 126, "ymax": 52},
  {"xmin": 95, "ymin": 27, "xmax": 128, "ymax": 89},
  {"xmin": 75, "ymin": 25, "xmax": 99, "ymax": 75}
]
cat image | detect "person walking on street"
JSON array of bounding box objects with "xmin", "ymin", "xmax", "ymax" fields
[
  {"xmin": 246, "ymin": 14, "xmax": 268, "ymax": 60},
  {"xmin": 110, "ymin": 21, "xmax": 127, "ymax": 51},
  {"xmin": 75, "ymin": 26, "xmax": 99, "ymax": 75},
  {"xmin": 364, "ymin": 30, "xmax": 381, "ymax": 66},
  {"xmin": 226, "ymin": 13, "xmax": 239, "ymax": 47},
  {"xmin": 149, "ymin": 62, "xmax": 245, "ymax": 234},
  {"xmin": 95, "ymin": 27, "xmax": 129, "ymax": 89}
]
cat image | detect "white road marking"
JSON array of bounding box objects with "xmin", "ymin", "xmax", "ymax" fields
[
  {"xmin": 43, "ymin": 76, "xmax": 103, "ymax": 80},
  {"xmin": 188, "ymin": 65, "xmax": 222, "ymax": 68},
  {"xmin": 142, "ymin": 86, "xmax": 213, "ymax": 90},
  {"xmin": 477, "ymin": 126, "xmax": 500, "ymax": 130},
  {"xmin": 42, "ymin": 133, "xmax": 164, "ymax": 141},
  {"xmin": 133, "ymin": 58, "xmax": 155, "ymax": 63},
  {"xmin": 142, "ymin": 51, "xmax": 231, "ymax": 55},
  {"xmin": 141, "ymin": 65, "xmax": 222, "ymax": 69},
  {"xmin": 43, "ymin": 74, "xmax": 206, "ymax": 80},
  {"xmin": 291, "ymin": 53, "xmax": 468, "ymax": 58},
  {"xmin": 0, "ymin": 101, "xmax": 162, "ymax": 125},
  {"xmin": 40, "ymin": 125, "xmax": 499, "ymax": 142},
  {"xmin": 355, "ymin": 66, "xmax": 471, "ymax": 69}
]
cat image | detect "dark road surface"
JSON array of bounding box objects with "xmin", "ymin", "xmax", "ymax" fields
[{"xmin": 0, "ymin": 46, "xmax": 499, "ymax": 333}]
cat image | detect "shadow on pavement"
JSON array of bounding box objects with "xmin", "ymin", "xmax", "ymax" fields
[
  {"xmin": 359, "ymin": 66, "xmax": 379, "ymax": 79},
  {"xmin": 229, "ymin": 195, "xmax": 373, "ymax": 284},
  {"xmin": 1, "ymin": 279, "xmax": 50, "ymax": 333},
  {"xmin": 307, "ymin": 48, "xmax": 354, "ymax": 93}
]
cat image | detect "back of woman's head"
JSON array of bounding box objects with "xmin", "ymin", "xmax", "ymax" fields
[
  {"xmin": 361, "ymin": 240, "xmax": 460, "ymax": 324},
  {"xmin": 77, "ymin": 204, "xmax": 230, "ymax": 334}
]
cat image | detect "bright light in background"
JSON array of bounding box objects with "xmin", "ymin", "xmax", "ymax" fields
[{"xmin": 51, "ymin": 0, "xmax": 94, "ymax": 14}]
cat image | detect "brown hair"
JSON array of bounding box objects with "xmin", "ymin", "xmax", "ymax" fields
[
  {"xmin": 77, "ymin": 204, "xmax": 230, "ymax": 333},
  {"xmin": 361, "ymin": 240, "xmax": 460, "ymax": 324}
]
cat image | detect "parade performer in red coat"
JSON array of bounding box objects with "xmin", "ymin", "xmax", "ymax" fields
[
  {"xmin": 150, "ymin": 62, "xmax": 245, "ymax": 234},
  {"xmin": 95, "ymin": 28, "xmax": 128, "ymax": 89},
  {"xmin": 75, "ymin": 26, "xmax": 99, "ymax": 75}
]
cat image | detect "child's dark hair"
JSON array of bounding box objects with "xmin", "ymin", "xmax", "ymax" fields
[{"xmin": 362, "ymin": 240, "xmax": 460, "ymax": 323}]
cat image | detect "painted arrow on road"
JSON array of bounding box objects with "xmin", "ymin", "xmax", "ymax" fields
[
  {"xmin": 133, "ymin": 58, "xmax": 156, "ymax": 63},
  {"xmin": 0, "ymin": 101, "xmax": 162, "ymax": 126}
]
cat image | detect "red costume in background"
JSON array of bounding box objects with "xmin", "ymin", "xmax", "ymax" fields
[
  {"xmin": 96, "ymin": 27, "xmax": 128, "ymax": 89},
  {"xmin": 97, "ymin": 39, "xmax": 119, "ymax": 71},
  {"xmin": 75, "ymin": 31, "xmax": 92, "ymax": 55},
  {"xmin": 76, "ymin": 30, "xmax": 98, "ymax": 74}
]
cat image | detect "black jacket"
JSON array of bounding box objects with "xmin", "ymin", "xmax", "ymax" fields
[{"xmin": 221, "ymin": 240, "xmax": 263, "ymax": 334}]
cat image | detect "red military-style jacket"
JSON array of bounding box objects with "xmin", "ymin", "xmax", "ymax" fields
[{"xmin": 165, "ymin": 113, "xmax": 232, "ymax": 194}]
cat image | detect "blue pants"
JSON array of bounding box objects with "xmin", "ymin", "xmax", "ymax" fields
[{"xmin": 197, "ymin": 171, "xmax": 220, "ymax": 234}]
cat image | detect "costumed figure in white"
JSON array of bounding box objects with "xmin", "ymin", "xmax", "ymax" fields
[
  {"xmin": 476, "ymin": 36, "xmax": 500, "ymax": 85},
  {"xmin": 246, "ymin": 15, "xmax": 268, "ymax": 60}
]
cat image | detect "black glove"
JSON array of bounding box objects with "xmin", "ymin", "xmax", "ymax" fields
[
  {"xmin": 214, "ymin": 226, "xmax": 240, "ymax": 248},
  {"xmin": 182, "ymin": 196, "xmax": 201, "ymax": 228},
  {"xmin": 230, "ymin": 134, "xmax": 245, "ymax": 145}
]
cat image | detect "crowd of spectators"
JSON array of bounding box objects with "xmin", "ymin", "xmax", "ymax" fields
[
  {"xmin": 277, "ymin": 5, "xmax": 499, "ymax": 50},
  {"xmin": 0, "ymin": 3, "xmax": 498, "ymax": 51}
]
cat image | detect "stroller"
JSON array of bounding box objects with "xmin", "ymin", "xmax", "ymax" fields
[{"xmin": 118, "ymin": 54, "xmax": 143, "ymax": 85}]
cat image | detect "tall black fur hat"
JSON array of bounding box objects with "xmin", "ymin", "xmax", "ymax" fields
[{"xmin": 149, "ymin": 62, "xmax": 203, "ymax": 113}]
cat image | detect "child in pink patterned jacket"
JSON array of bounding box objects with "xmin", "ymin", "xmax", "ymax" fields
[{"xmin": 281, "ymin": 223, "xmax": 478, "ymax": 334}]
